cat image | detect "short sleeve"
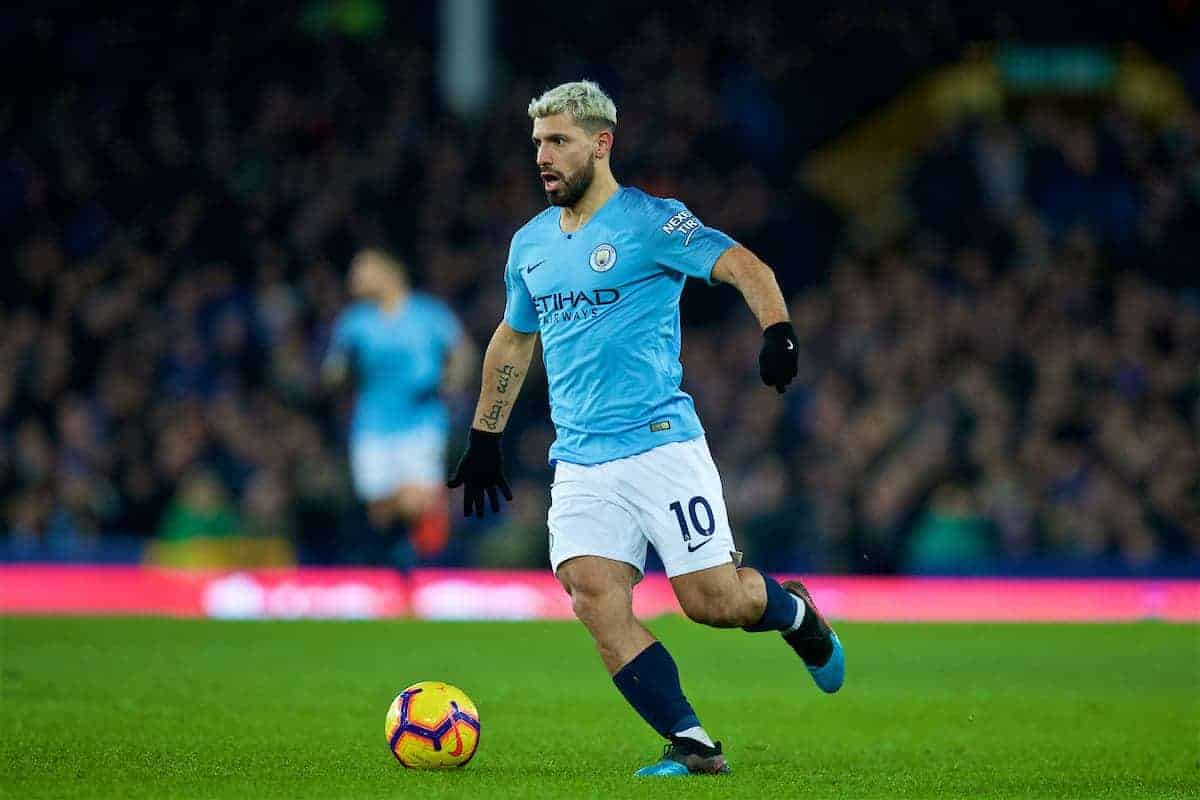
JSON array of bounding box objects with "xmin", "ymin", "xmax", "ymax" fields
[
  {"xmin": 503, "ymin": 240, "xmax": 540, "ymax": 333},
  {"xmin": 649, "ymin": 200, "xmax": 736, "ymax": 285}
]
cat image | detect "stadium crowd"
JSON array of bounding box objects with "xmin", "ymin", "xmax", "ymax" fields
[{"xmin": 2, "ymin": 4, "xmax": 1198, "ymax": 574}]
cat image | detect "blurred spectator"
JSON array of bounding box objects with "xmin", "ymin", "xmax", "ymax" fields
[
  {"xmin": 157, "ymin": 469, "xmax": 241, "ymax": 542},
  {"xmin": 145, "ymin": 468, "xmax": 296, "ymax": 567},
  {"xmin": 241, "ymin": 469, "xmax": 294, "ymax": 541},
  {"xmin": 903, "ymin": 484, "xmax": 997, "ymax": 575}
]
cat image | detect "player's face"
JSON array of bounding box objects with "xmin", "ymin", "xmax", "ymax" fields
[
  {"xmin": 349, "ymin": 255, "xmax": 388, "ymax": 301},
  {"xmin": 532, "ymin": 114, "xmax": 596, "ymax": 207}
]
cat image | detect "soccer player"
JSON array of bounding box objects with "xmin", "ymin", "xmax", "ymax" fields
[
  {"xmin": 325, "ymin": 248, "xmax": 476, "ymax": 562},
  {"xmin": 447, "ymin": 81, "xmax": 844, "ymax": 776}
]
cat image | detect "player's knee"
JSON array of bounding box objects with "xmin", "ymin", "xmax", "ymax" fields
[
  {"xmin": 566, "ymin": 585, "xmax": 635, "ymax": 642},
  {"xmin": 557, "ymin": 558, "xmax": 639, "ymax": 637},
  {"xmin": 568, "ymin": 584, "xmax": 626, "ymax": 628}
]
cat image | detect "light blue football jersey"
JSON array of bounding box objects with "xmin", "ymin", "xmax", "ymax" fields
[
  {"xmin": 503, "ymin": 186, "xmax": 736, "ymax": 465},
  {"xmin": 329, "ymin": 292, "xmax": 464, "ymax": 437}
]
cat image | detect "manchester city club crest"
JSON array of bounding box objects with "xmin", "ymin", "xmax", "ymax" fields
[{"xmin": 589, "ymin": 243, "xmax": 617, "ymax": 272}]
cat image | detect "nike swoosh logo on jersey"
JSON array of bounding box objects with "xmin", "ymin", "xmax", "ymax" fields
[
  {"xmin": 687, "ymin": 537, "xmax": 713, "ymax": 553},
  {"xmin": 523, "ymin": 260, "xmax": 546, "ymax": 274}
]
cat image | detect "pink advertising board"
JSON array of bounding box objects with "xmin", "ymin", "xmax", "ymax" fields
[{"xmin": 1, "ymin": 565, "xmax": 1196, "ymax": 622}]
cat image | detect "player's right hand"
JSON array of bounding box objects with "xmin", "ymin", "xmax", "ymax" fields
[{"xmin": 446, "ymin": 428, "xmax": 514, "ymax": 518}]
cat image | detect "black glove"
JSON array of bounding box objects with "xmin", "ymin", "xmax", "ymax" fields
[
  {"xmin": 446, "ymin": 428, "xmax": 513, "ymax": 518},
  {"xmin": 759, "ymin": 321, "xmax": 799, "ymax": 394}
]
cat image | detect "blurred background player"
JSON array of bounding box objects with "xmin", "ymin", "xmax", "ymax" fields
[{"xmin": 324, "ymin": 249, "xmax": 476, "ymax": 565}]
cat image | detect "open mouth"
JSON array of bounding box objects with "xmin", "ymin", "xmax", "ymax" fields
[{"xmin": 541, "ymin": 172, "xmax": 561, "ymax": 192}]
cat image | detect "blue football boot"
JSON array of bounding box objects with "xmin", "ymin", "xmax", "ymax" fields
[
  {"xmin": 782, "ymin": 579, "xmax": 845, "ymax": 693},
  {"xmin": 634, "ymin": 737, "xmax": 730, "ymax": 777}
]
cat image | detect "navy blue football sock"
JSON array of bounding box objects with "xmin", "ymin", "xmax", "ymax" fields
[
  {"xmin": 743, "ymin": 572, "xmax": 801, "ymax": 632},
  {"xmin": 612, "ymin": 642, "xmax": 700, "ymax": 738}
]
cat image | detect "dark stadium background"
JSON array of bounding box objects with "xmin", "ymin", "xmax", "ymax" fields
[{"xmin": 2, "ymin": 0, "xmax": 1198, "ymax": 578}]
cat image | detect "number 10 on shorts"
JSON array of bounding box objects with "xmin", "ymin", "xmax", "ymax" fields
[{"xmin": 669, "ymin": 496, "xmax": 716, "ymax": 551}]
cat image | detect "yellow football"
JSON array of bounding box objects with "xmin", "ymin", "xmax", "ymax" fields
[{"xmin": 385, "ymin": 681, "xmax": 480, "ymax": 768}]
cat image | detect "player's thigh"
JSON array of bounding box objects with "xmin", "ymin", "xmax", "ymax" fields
[
  {"xmin": 548, "ymin": 463, "xmax": 648, "ymax": 584},
  {"xmin": 617, "ymin": 437, "xmax": 739, "ymax": 579}
]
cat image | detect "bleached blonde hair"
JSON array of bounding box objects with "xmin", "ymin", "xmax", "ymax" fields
[{"xmin": 527, "ymin": 80, "xmax": 617, "ymax": 133}]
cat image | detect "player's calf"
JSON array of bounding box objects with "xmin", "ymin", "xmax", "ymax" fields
[{"xmin": 715, "ymin": 566, "xmax": 845, "ymax": 694}]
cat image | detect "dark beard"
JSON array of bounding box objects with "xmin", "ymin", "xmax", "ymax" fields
[{"xmin": 545, "ymin": 158, "xmax": 594, "ymax": 207}]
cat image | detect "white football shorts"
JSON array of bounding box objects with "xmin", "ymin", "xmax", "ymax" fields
[
  {"xmin": 349, "ymin": 427, "xmax": 447, "ymax": 501},
  {"xmin": 547, "ymin": 436, "xmax": 740, "ymax": 579}
]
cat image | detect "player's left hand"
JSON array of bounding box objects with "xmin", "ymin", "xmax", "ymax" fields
[{"xmin": 759, "ymin": 321, "xmax": 799, "ymax": 394}]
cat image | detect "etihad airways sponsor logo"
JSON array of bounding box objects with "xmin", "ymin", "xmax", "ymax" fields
[{"xmin": 534, "ymin": 288, "xmax": 620, "ymax": 323}]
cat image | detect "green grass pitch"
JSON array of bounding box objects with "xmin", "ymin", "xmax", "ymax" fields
[{"xmin": 2, "ymin": 616, "xmax": 1196, "ymax": 799}]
